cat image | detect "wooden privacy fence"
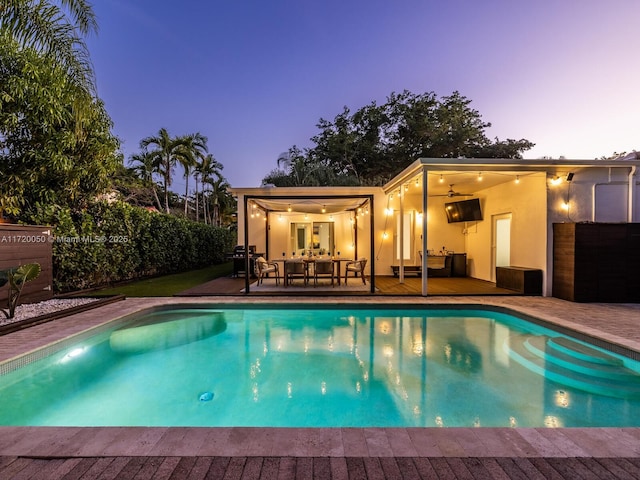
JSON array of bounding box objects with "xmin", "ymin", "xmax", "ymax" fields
[{"xmin": 0, "ymin": 224, "xmax": 53, "ymax": 305}]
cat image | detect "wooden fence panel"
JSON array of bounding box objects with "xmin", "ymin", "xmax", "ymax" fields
[{"xmin": 0, "ymin": 224, "xmax": 54, "ymax": 305}]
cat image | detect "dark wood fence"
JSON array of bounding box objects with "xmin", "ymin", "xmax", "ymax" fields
[{"xmin": 0, "ymin": 224, "xmax": 53, "ymax": 305}]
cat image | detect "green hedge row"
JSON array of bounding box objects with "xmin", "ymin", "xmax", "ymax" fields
[{"xmin": 28, "ymin": 202, "xmax": 236, "ymax": 292}]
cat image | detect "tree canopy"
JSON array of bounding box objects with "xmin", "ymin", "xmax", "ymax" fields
[
  {"xmin": 0, "ymin": 36, "xmax": 120, "ymax": 216},
  {"xmin": 263, "ymin": 90, "xmax": 534, "ymax": 186}
]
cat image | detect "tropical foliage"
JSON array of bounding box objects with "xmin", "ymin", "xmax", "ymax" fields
[
  {"xmin": 27, "ymin": 202, "xmax": 235, "ymax": 292},
  {"xmin": 1, "ymin": 0, "xmax": 97, "ymax": 92},
  {"xmin": 0, "ymin": 36, "xmax": 121, "ymax": 217},
  {"xmin": 127, "ymin": 130, "xmax": 236, "ymax": 226},
  {"xmin": 0, "ymin": 263, "xmax": 41, "ymax": 318},
  {"xmin": 263, "ymin": 90, "xmax": 534, "ymax": 186},
  {"xmin": 0, "ymin": 0, "xmax": 121, "ymax": 219}
]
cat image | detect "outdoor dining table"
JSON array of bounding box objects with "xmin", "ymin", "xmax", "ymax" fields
[{"xmin": 281, "ymin": 257, "xmax": 352, "ymax": 286}]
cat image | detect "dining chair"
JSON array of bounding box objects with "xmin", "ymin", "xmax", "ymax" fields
[
  {"xmin": 313, "ymin": 259, "xmax": 335, "ymax": 286},
  {"xmin": 254, "ymin": 257, "xmax": 279, "ymax": 285},
  {"xmin": 285, "ymin": 260, "xmax": 306, "ymax": 286},
  {"xmin": 344, "ymin": 258, "xmax": 367, "ymax": 285}
]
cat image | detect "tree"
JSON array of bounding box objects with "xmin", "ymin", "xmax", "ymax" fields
[
  {"xmin": 179, "ymin": 132, "xmax": 208, "ymax": 217},
  {"xmin": 140, "ymin": 128, "xmax": 192, "ymax": 214},
  {"xmin": 1, "ymin": 0, "xmax": 98, "ymax": 92},
  {"xmin": 197, "ymin": 154, "xmax": 223, "ymax": 224},
  {"xmin": 128, "ymin": 152, "xmax": 162, "ymax": 210},
  {"xmin": 0, "ymin": 37, "xmax": 120, "ymax": 216},
  {"xmin": 262, "ymin": 90, "xmax": 534, "ymax": 186}
]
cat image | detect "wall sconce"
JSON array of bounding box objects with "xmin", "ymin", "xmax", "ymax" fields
[
  {"xmin": 382, "ymin": 232, "xmax": 388, "ymax": 239},
  {"xmin": 566, "ymin": 172, "xmax": 574, "ymax": 182},
  {"xmin": 416, "ymin": 211, "xmax": 424, "ymax": 223},
  {"xmin": 550, "ymin": 175, "xmax": 562, "ymax": 186},
  {"xmin": 561, "ymin": 201, "xmax": 570, "ymax": 211}
]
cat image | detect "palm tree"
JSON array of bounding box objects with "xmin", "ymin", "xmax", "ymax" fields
[
  {"xmin": 197, "ymin": 154, "xmax": 223, "ymax": 224},
  {"xmin": 178, "ymin": 132, "xmax": 208, "ymax": 217},
  {"xmin": 206, "ymin": 177, "xmax": 230, "ymax": 227},
  {"xmin": 1, "ymin": 0, "xmax": 98, "ymax": 92},
  {"xmin": 129, "ymin": 151, "xmax": 162, "ymax": 210},
  {"xmin": 140, "ymin": 128, "xmax": 191, "ymax": 214}
]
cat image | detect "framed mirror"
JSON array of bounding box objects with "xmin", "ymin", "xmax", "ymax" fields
[{"xmin": 290, "ymin": 222, "xmax": 334, "ymax": 255}]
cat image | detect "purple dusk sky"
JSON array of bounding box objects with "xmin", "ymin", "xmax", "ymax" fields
[{"xmin": 87, "ymin": 1, "xmax": 640, "ymax": 191}]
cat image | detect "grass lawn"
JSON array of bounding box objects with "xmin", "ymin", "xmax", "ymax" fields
[{"xmin": 93, "ymin": 262, "xmax": 233, "ymax": 297}]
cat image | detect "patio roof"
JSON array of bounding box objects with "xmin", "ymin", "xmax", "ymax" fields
[
  {"xmin": 230, "ymin": 186, "xmax": 379, "ymax": 214},
  {"xmin": 384, "ymin": 156, "xmax": 640, "ymax": 194}
]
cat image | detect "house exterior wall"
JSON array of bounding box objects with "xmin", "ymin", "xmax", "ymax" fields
[
  {"xmin": 545, "ymin": 165, "xmax": 638, "ymax": 296},
  {"xmin": 465, "ymin": 173, "xmax": 548, "ymax": 285}
]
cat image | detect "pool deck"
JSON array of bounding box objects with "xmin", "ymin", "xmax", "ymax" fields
[{"xmin": 1, "ymin": 296, "xmax": 640, "ymax": 479}]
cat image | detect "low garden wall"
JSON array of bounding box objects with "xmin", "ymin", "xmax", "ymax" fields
[{"xmin": 0, "ymin": 224, "xmax": 54, "ymax": 305}]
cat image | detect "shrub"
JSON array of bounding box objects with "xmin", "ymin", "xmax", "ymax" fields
[{"xmin": 27, "ymin": 202, "xmax": 235, "ymax": 292}]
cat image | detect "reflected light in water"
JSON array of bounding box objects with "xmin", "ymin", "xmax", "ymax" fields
[
  {"xmin": 379, "ymin": 321, "xmax": 392, "ymax": 334},
  {"xmin": 544, "ymin": 415, "xmax": 562, "ymax": 428},
  {"xmin": 555, "ymin": 390, "xmax": 570, "ymax": 408}
]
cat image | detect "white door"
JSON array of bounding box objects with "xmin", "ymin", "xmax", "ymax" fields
[{"xmin": 491, "ymin": 213, "xmax": 512, "ymax": 281}]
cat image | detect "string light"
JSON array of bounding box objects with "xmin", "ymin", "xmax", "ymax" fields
[
  {"xmin": 439, "ymin": 174, "xmax": 444, "ymax": 183},
  {"xmin": 477, "ymin": 172, "xmax": 483, "ymax": 182},
  {"xmin": 287, "ymin": 204, "xmax": 292, "ymax": 212},
  {"xmin": 321, "ymin": 205, "xmax": 326, "ymax": 213},
  {"xmin": 515, "ymin": 175, "xmax": 520, "ymax": 184}
]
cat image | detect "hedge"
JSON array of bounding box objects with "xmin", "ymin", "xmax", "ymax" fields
[{"xmin": 27, "ymin": 202, "xmax": 236, "ymax": 292}]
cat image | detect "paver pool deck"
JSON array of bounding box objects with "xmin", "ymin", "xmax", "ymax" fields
[{"xmin": 1, "ymin": 296, "xmax": 639, "ymax": 479}]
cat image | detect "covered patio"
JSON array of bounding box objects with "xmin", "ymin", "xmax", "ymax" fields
[{"xmin": 231, "ymin": 155, "xmax": 640, "ymax": 297}]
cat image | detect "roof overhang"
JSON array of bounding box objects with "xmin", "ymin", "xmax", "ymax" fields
[
  {"xmin": 229, "ymin": 186, "xmax": 380, "ymax": 214},
  {"xmin": 383, "ymin": 157, "xmax": 640, "ymax": 194}
]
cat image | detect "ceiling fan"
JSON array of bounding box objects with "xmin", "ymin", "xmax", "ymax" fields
[{"xmin": 429, "ymin": 184, "xmax": 473, "ymax": 198}]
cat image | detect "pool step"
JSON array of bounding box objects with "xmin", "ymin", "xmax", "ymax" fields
[{"xmin": 504, "ymin": 334, "xmax": 640, "ymax": 399}]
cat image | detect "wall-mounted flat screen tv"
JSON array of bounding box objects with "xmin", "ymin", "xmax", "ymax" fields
[{"xmin": 445, "ymin": 198, "xmax": 483, "ymax": 223}]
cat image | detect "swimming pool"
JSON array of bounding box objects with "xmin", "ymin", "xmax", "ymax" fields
[{"xmin": 1, "ymin": 304, "xmax": 640, "ymax": 428}]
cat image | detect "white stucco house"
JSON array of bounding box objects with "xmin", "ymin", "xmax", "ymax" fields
[{"xmin": 231, "ymin": 154, "xmax": 640, "ymax": 297}]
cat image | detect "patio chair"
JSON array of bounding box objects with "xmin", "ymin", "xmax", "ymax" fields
[
  {"xmin": 285, "ymin": 259, "xmax": 307, "ymax": 286},
  {"xmin": 254, "ymin": 257, "xmax": 279, "ymax": 285},
  {"xmin": 344, "ymin": 258, "xmax": 367, "ymax": 285},
  {"xmin": 313, "ymin": 259, "xmax": 335, "ymax": 287}
]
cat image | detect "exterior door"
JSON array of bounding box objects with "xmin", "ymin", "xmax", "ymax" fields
[{"xmin": 491, "ymin": 213, "xmax": 512, "ymax": 281}]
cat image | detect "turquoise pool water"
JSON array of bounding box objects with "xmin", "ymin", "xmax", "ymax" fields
[{"xmin": 2, "ymin": 305, "xmax": 640, "ymax": 427}]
